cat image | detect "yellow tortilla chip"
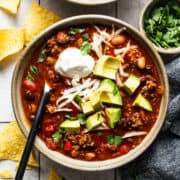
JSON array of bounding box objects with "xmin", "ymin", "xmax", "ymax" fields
[
  {"xmin": 0, "ymin": 0, "xmax": 20, "ymax": 14},
  {"xmin": 0, "ymin": 121, "xmax": 39, "ymax": 167},
  {"xmin": 25, "ymin": 2, "xmax": 60, "ymax": 45},
  {"xmin": 48, "ymin": 168, "xmax": 62, "ymax": 180},
  {"xmin": 0, "ymin": 169, "xmax": 13, "ymax": 179},
  {"xmin": 15, "ymin": 163, "xmax": 32, "ymax": 171},
  {"xmin": 0, "ymin": 28, "xmax": 25, "ymax": 62}
]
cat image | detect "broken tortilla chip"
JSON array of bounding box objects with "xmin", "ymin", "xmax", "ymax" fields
[
  {"xmin": 0, "ymin": 28, "xmax": 24, "ymax": 62},
  {"xmin": 15, "ymin": 163, "xmax": 32, "ymax": 171},
  {"xmin": 0, "ymin": 121, "xmax": 39, "ymax": 167},
  {"xmin": 48, "ymin": 168, "xmax": 63, "ymax": 180},
  {"xmin": 0, "ymin": 169, "xmax": 13, "ymax": 179},
  {"xmin": 0, "ymin": 0, "xmax": 20, "ymax": 14},
  {"xmin": 25, "ymin": 2, "xmax": 60, "ymax": 45}
]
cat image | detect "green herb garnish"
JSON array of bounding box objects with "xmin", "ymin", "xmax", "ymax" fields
[
  {"xmin": 30, "ymin": 65, "xmax": 39, "ymax": 75},
  {"xmin": 82, "ymin": 33, "xmax": 89, "ymax": 41},
  {"xmin": 106, "ymin": 135, "xmax": 122, "ymax": 145},
  {"xmin": 38, "ymin": 49, "xmax": 47, "ymax": 62},
  {"xmin": 76, "ymin": 113, "xmax": 86, "ymax": 125},
  {"xmin": 52, "ymin": 132, "xmax": 62, "ymax": 143},
  {"xmin": 97, "ymin": 132, "xmax": 103, "ymax": 136},
  {"xmin": 144, "ymin": 0, "xmax": 180, "ymax": 49},
  {"xmin": 80, "ymin": 41, "xmax": 91, "ymax": 55},
  {"xmin": 26, "ymin": 72, "xmax": 34, "ymax": 81},
  {"xmin": 74, "ymin": 95, "xmax": 82, "ymax": 103},
  {"xmin": 60, "ymin": 143, "xmax": 64, "ymax": 149},
  {"xmin": 69, "ymin": 27, "xmax": 85, "ymax": 35}
]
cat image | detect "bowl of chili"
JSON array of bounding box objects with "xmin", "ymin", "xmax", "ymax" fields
[{"xmin": 12, "ymin": 15, "xmax": 169, "ymax": 171}]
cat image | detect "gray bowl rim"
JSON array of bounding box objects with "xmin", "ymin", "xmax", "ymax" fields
[
  {"xmin": 12, "ymin": 14, "xmax": 169, "ymax": 171},
  {"xmin": 66, "ymin": 0, "xmax": 116, "ymax": 5}
]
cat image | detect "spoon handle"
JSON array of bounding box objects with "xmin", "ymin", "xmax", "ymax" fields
[{"xmin": 15, "ymin": 84, "xmax": 50, "ymax": 180}]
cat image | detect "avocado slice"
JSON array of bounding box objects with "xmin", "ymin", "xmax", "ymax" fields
[
  {"xmin": 99, "ymin": 79, "xmax": 118, "ymax": 94},
  {"xmin": 60, "ymin": 120, "xmax": 80, "ymax": 133},
  {"xmin": 133, "ymin": 93, "xmax": 152, "ymax": 111},
  {"xmin": 86, "ymin": 112, "xmax": 104, "ymax": 130},
  {"xmin": 93, "ymin": 55, "xmax": 121, "ymax": 80},
  {"xmin": 122, "ymin": 74, "xmax": 140, "ymax": 95},
  {"xmin": 100, "ymin": 91, "xmax": 123, "ymax": 106},
  {"xmin": 89, "ymin": 91, "xmax": 101, "ymax": 108},
  {"xmin": 81, "ymin": 101, "xmax": 94, "ymax": 114},
  {"xmin": 105, "ymin": 108, "xmax": 121, "ymax": 128}
]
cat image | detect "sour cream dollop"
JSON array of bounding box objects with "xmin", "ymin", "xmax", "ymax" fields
[{"xmin": 55, "ymin": 47, "xmax": 95, "ymax": 78}]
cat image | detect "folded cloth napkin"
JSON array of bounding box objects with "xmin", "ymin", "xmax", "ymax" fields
[{"xmin": 117, "ymin": 56, "xmax": 180, "ymax": 180}]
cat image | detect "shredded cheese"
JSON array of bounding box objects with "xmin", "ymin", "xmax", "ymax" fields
[
  {"xmin": 122, "ymin": 131, "xmax": 147, "ymax": 139},
  {"xmin": 56, "ymin": 78, "xmax": 100, "ymax": 109}
]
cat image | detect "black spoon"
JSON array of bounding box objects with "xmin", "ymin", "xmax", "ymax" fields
[{"xmin": 15, "ymin": 82, "xmax": 50, "ymax": 180}]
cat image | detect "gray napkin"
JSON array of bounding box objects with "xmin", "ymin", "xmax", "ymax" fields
[{"xmin": 117, "ymin": 56, "xmax": 180, "ymax": 180}]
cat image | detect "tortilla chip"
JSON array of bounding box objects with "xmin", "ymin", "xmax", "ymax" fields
[
  {"xmin": 25, "ymin": 2, "xmax": 60, "ymax": 45},
  {"xmin": 48, "ymin": 168, "xmax": 63, "ymax": 180},
  {"xmin": 0, "ymin": 169, "xmax": 13, "ymax": 179},
  {"xmin": 0, "ymin": 121, "xmax": 39, "ymax": 167},
  {"xmin": 0, "ymin": 28, "xmax": 25, "ymax": 62},
  {"xmin": 15, "ymin": 163, "xmax": 32, "ymax": 171},
  {"xmin": 0, "ymin": 0, "xmax": 20, "ymax": 14}
]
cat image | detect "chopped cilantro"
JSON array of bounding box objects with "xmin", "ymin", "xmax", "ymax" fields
[
  {"xmin": 52, "ymin": 132, "xmax": 62, "ymax": 143},
  {"xmin": 106, "ymin": 135, "xmax": 122, "ymax": 145},
  {"xmin": 74, "ymin": 95, "xmax": 82, "ymax": 103},
  {"xmin": 144, "ymin": 0, "xmax": 180, "ymax": 49},
  {"xmin": 97, "ymin": 132, "xmax": 103, "ymax": 136},
  {"xmin": 26, "ymin": 72, "xmax": 34, "ymax": 81},
  {"xmin": 80, "ymin": 41, "xmax": 91, "ymax": 55},
  {"xmin": 37, "ymin": 49, "xmax": 47, "ymax": 62},
  {"xmin": 60, "ymin": 143, "xmax": 64, "ymax": 149},
  {"xmin": 82, "ymin": 33, "xmax": 89, "ymax": 41},
  {"xmin": 30, "ymin": 65, "xmax": 39, "ymax": 75},
  {"xmin": 69, "ymin": 27, "xmax": 85, "ymax": 35}
]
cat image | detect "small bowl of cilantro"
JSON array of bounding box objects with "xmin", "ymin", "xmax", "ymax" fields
[{"xmin": 139, "ymin": 0, "xmax": 180, "ymax": 54}]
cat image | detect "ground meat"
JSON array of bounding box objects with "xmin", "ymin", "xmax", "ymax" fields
[
  {"xmin": 56, "ymin": 32, "xmax": 70, "ymax": 44},
  {"xmin": 45, "ymin": 56, "xmax": 56, "ymax": 66},
  {"xmin": 64, "ymin": 133, "xmax": 96, "ymax": 159},
  {"xmin": 46, "ymin": 104, "xmax": 56, "ymax": 114},
  {"xmin": 119, "ymin": 110, "xmax": 149, "ymax": 129},
  {"xmin": 64, "ymin": 133, "xmax": 95, "ymax": 148}
]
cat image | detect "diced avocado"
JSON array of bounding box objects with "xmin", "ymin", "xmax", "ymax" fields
[
  {"xmin": 105, "ymin": 108, "xmax": 121, "ymax": 128},
  {"xmin": 89, "ymin": 91, "xmax": 101, "ymax": 108},
  {"xmin": 81, "ymin": 101, "xmax": 94, "ymax": 114},
  {"xmin": 86, "ymin": 112, "xmax": 104, "ymax": 130},
  {"xmin": 122, "ymin": 74, "xmax": 140, "ymax": 95},
  {"xmin": 133, "ymin": 93, "xmax": 152, "ymax": 111},
  {"xmin": 93, "ymin": 55, "xmax": 121, "ymax": 80},
  {"xmin": 99, "ymin": 79, "xmax": 118, "ymax": 94},
  {"xmin": 100, "ymin": 91, "xmax": 123, "ymax": 106},
  {"xmin": 60, "ymin": 120, "xmax": 80, "ymax": 133}
]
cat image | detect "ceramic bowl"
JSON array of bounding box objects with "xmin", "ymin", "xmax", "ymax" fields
[
  {"xmin": 12, "ymin": 15, "xmax": 169, "ymax": 171},
  {"xmin": 139, "ymin": 0, "xmax": 180, "ymax": 54}
]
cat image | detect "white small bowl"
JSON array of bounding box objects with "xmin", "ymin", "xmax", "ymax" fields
[
  {"xmin": 139, "ymin": 0, "xmax": 180, "ymax": 54},
  {"xmin": 66, "ymin": 0, "xmax": 116, "ymax": 5}
]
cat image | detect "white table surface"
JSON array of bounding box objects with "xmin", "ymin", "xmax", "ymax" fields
[{"xmin": 0, "ymin": 0, "xmax": 148, "ymax": 179}]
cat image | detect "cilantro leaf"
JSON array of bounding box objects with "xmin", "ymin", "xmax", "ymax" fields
[
  {"xmin": 82, "ymin": 33, "xmax": 89, "ymax": 41},
  {"xmin": 80, "ymin": 41, "xmax": 91, "ymax": 55},
  {"xmin": 38, "ymin": 49, "xmax": 47, "ymax": 62},
  {"xmin": 30, "ymin": 65, "xmax": 39, "ymax": 75},
  {"xmin": 69, "ymin": 27, "xmax": 85, "ymax": 35},
  {"xmin": 52, "ymin": 132, "xmax": 62, "ymax": 143},
  {"xmin": 26, "ymin": 72, "xmax": 34, "ymax": 81},
  {"xmin": 106, "ymin": 135, "xmax": 123, "ymax": 145}
]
